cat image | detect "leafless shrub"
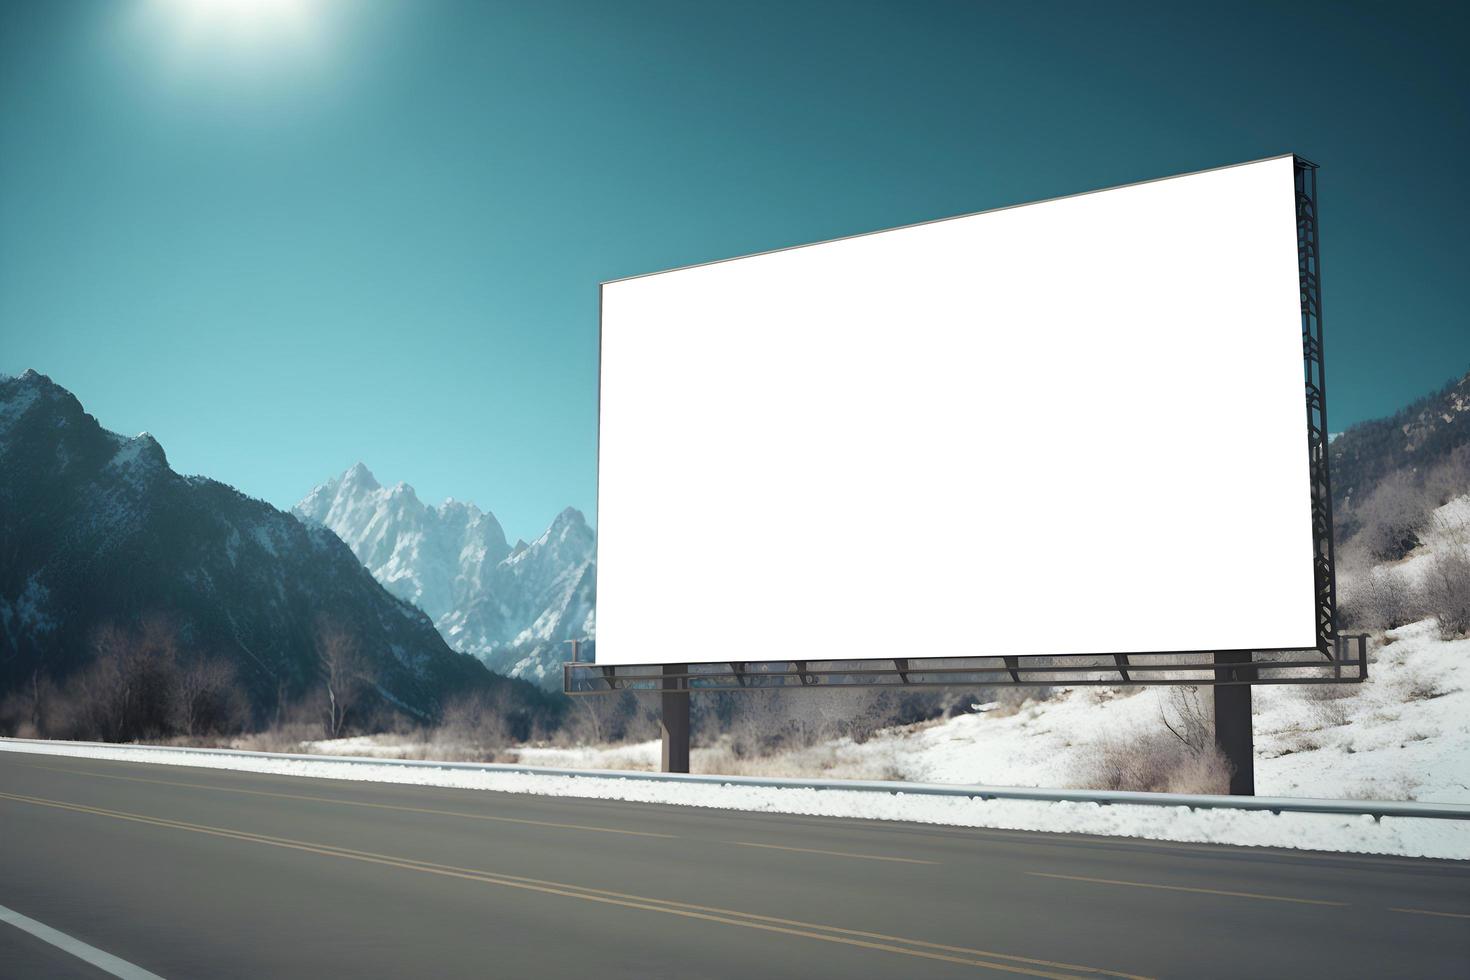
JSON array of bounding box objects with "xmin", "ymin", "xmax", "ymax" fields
[
  {"xmin": 1159, "ymin": 686, "xmax": 1213, "ymax": 754},
  {"xmin": 231, "ymin": 715, "xmax": 320, "ymax": 754},
  {"xmin": 982, "ymin": 683, "xmax": 1061, "ymax": 717},
  {"xmin": 1419, "ymin": 515, "xmax": 1470, "ymax": 639},
  {"xmin": 0, "ymin": 618, "xmax": 258, "ymax": 743},
  {"xmin": 1159, "ymin": 749, "xmax": 1233, "ymax": 795},
  {"xmin": 1314, "ymin": 699, "xmax": 1352, "ymax": 729},
  {"xmin": 1083, "ymin": 686, "xmax": 1144, "ymax": 706},
  {"xmin": 1355, "ymin": 566, "xmax": 1419, "ymax": 631},
  {"xmin": 1352, "ymin": 470, "xmax": 1433, "ymax": 561},
  {"xmin": 1274, "ymin": 732, "xmax": 1322, "ymax": 756},
  {"xmin": 1299, "ymin": 681, "xmax": 1357, "ymax": 701},
  {"xmin": 1399, "ymin": 669, "xmax": 1447, "ymax": 702},
  {"xmin": 1074, "ymin": 729, "xmax": 1231, "ymax": 795},
  {"xmin": 693, "ymin": 735, "xmax": 906, "ymax": 780},
  {"xmin": 1295, "ymin": 681, "xmax": 1356, "ymax": 730},
  {"xmin": 1072, "ymin": 687, "xmax": 1230, "ymax": 794},
  {"xmin": 434, "ymin": 688, "xmax": 513, "ymax": 757},
  {"xmin": 1422, "ymin": 445, "xmax": 1470, "ymax": 510},
  {"xmin": 172, "ymin": 657, "xmax": 248, "ymax": 737},
  {"xmin": 709, "ymin": 685, "xmax": 962, "ymax": 758},
  {"xmin": 1342, "ymin": 775, "xmax": 1418, "ymax": 802},
  {"xmin": 60, "ymin": 617, "xmax": 183, "ymax": 742}
]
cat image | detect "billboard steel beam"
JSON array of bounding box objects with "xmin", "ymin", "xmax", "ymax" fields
[
  {"xmin": 565, "ymin": 636, "xmax": 1369, "ymax": 696},
  {"xmin": 1295, "ymin": 157, "xmax": 1339, "ymax": 658}
]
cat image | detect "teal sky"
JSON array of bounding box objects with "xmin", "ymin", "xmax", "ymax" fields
[{"xmin": 2, "ymin": 1, "xmax": 1467, "ymax": 541}]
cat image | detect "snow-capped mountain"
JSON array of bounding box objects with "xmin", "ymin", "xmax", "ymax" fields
[
  {"xmin": 296, "ymin": 466, "xmax": 595, "ymax": 687},
  {"xmin": 0, "ymin": 371, "xmax": 547, "ymax": 720}
]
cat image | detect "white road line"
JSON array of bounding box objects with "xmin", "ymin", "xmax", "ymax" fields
[{"xmin": 0, "ymin": 904, "xmax": 166, "ymax": 979}]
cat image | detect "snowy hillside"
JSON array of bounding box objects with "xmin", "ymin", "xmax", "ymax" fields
[
  {"xmin": 508, "ymin": 495, "xmax": 1470, "ymax": 804},
  {"xmin": 296, "ymin": 465, "xmax": 595, "ymax": 687},
  {"xmin": 503, "ymin": 619, "xmax": 1468, "ymax": 803}
]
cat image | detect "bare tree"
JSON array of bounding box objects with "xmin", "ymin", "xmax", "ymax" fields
[
  {"xmin": 1160, "ymin": 686, "xmax": 1213, "ymax": 754},
  {"xmin": 315, "ymin": 618, "xmax": 368, "ymax": 738},
  {"xmin": 71, "ymin": 617, "xmax": 181, "ymax": 742},
  {"xmin": 23, "ymin": 668, "xmax": 48, "ymax": 735},
  {"xmin": 575, "ymin": 696, "xmax": 604, "ymax": 744},
  {"xmin": 0, "ymin": 668, "xmax": 58, "ymax": 739},
  {"xmin": 173, "ymin": 656, "xmax": 248, "ymax": 737}
]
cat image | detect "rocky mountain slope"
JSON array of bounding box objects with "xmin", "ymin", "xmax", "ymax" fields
[
  {"xmin": 0, "ymin": 371, "xmax": 552, "ymax": 723},
  {"xmin": 296, "ymin": 467, "xmax": 595, "ymax": 687}
]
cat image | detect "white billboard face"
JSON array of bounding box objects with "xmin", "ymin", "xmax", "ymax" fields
[{"xmin": 596, "ymin": 155, "xmax": 1315, "ymax": 667}]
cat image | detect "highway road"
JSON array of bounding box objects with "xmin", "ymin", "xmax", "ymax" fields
[{"xmin": 0, "ymin": 750, "xmax": 1466, "ymax": 979}]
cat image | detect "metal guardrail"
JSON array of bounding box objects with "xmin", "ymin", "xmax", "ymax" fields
[{"xmin": 2, "ymin": 737, "xmax": 1466, "ymax": 823}]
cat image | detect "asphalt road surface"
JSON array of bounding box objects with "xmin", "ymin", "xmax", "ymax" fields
[{"xmin": 0, "ymin": 750, "xmax": 1466, "ymax": 979}]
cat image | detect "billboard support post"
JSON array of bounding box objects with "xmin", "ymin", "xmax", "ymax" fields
[
  {"xmin": 661, "ymin": 664, "xmax": 690, "ymax": 773},
  {"xmin": 1213, "ymin": 651, "xmax": 1256, "ymax": 795}
]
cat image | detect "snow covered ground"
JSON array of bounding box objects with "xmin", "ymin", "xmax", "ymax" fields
[
  {"xmin": 883, "ymin": 619, "xmax": 1467, "ymax": 803},
  {"xmin": 490, "ymin": 618, "xmax": 1470, "ymax": 806},
  {"xmin": 2, "ymin": 736, "xmax": 1467, "ymax": 860}
]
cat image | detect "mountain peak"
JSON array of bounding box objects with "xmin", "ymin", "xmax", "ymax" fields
[
  {"xmin": 343, "ymin": 461, "xmax": 380, "ymax": 491},
  {"xmin": 294, "ymin": 466, "xmax": 591, "ymax": 686},
  {"xmin": 110, "ymin": 430, "xmax": 169, "ymax": 471},
  {"xmin": 2, "ymin": 369, "xmax": 58, "ymax": 402},
  {"xmin": 6, "ymin": 369, "xmax": 68, "ymax": 398},
  {"xmin": 1, "ymin": 369, "xmax": 101, "ymax": 445},
  {"xmin": 545, "ymin": 506, "xmax": 593, "ymax": 544}
]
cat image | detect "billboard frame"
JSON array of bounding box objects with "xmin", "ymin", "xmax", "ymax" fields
[{"xmin": 572, "ymin": 155, "xmax": 1341, "ymax": 698}]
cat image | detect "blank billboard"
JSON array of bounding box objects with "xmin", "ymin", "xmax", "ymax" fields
[{"xmin": 596, "ymin": 155, "xmax": 1315, "ymax": 667}]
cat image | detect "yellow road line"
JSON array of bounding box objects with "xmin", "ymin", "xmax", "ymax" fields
[
  {"xmin": 730, "ymin": 840, "xmax": 937, "ymax": 865},
  {"xmin": 12, "ymin": 761, "xmax": 675, "ymax": 839},
  {"xmin": 1026, "ymin": 872, "xmax": 1347, "ymax": 907},
  {"xmin": 8, "ymin": 754, "xmax": 1448, "ymax": 873},
  {"xmin": 17, "ymin": 761, "xmax": 929, "ymax": 866},
  {"xmin": 1388, "ymin": 907, "xmax": 1470, "ymax": 920},
  {"xmin": 0, "ymin": 790, "xmax": 1150, "ymax": 980}
]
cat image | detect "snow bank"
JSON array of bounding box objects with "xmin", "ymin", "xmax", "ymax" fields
[
  {"xmin": 824, "ymin": 620, "xmax": 1470, "ymax": 805},
  {"xmin": 1, "ymin": 738, "xmax": 1466, "ymax": 860}
]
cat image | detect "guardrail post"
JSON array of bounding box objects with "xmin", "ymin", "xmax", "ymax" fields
[
  {"xmin": 1213, "ymin": 652, "xmax": 1255, "ymax": 796},
  {"xmin": 661, "ymin": 664, "xmax": 690, "ymax": 773}
]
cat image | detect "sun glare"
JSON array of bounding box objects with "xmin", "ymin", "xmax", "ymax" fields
[{"xmin": 144, "ymin": 0, "xmax": 325, "ymax": 51}]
